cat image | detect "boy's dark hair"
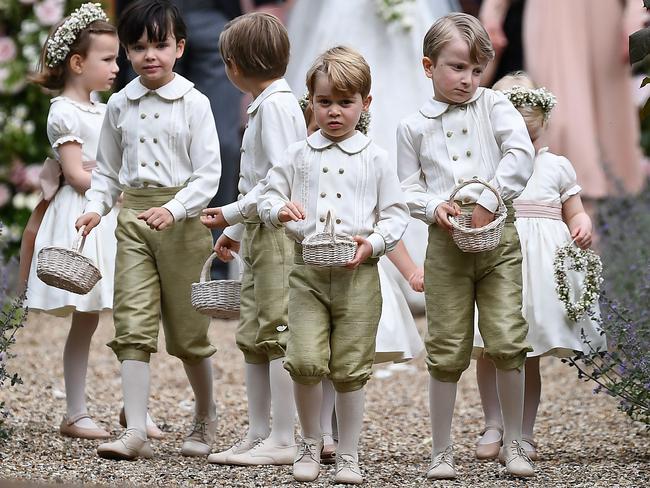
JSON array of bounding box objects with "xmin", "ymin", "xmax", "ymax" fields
[{"xmin": 118, "ymin": 0, "xmax": 186, "ymax": 47}]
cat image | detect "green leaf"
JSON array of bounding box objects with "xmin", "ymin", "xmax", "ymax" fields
[
  {"xmin": 641, "ymin": 98, "xmax": 650, "ymax": 121},
  {"xmin": 630, "ymin": 27, "xmax": 650, "ymax": 65},
  {"xmin": 641, "ymin": 77, "xmax": 650, "ymax": 88}
]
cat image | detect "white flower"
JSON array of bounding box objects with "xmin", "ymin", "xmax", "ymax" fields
[
  {"xmin": 14, "ymin": 105, "xmax": 27, "ymax": 120},
  {"xmin": 12, "ymin": 192, "xmax": 27, "ymax": 209},
  {"xmin": 34, "ymin": 0, "xmax": 65, "ymax": 26},
  {"xmin": 20, "ymin": 19, "xmax": 40, "ymax": 35},
  {"xmin": 24, "ymin": 120, "xmax": 35, "ymax": 135},
  {"xmin": 25, "ymin": 192, "xmax": 41, "ymax": 210},
  {"xmin": 0, "ymin": 36, "xmax": 17, "ymax": 63}
]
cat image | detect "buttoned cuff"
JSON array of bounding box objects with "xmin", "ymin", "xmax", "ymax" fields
[
  {"xmin": 223, "ymin": 223, "xmax": 244, "ymax": 242},
  {"xmin": 426, "ymin": 198, "xmax": 445, "ymax": 224},
  {"xmin": 222, "ymin": 201, "xmax": 244, "ymax": 226},
  {"xmin": 162, "ymin": 198, "xmax": 187, "ymax": 222},
  {"xmin": 476, "ymin": 190, "xmax": 499, "ymax": 213},
  {"xmin": 269, "ymin": 203, "xmax": 285, "ymax": 228},
  {"xmin": 367, "ymin": 233, "xmax": 386, "ymax": 258},
  {"xmin": 84, "ymin": 200, "xmax": 108, "ymax": 217}
]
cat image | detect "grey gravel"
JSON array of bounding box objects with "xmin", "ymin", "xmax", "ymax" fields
[{"xmin": 0, "ymin": 312, "xmax": 648, "ymax": 487}]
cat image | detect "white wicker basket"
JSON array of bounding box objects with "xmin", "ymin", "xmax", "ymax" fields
[
  {"xmin": 448, "ymin": 178, "xmax": 507, "ymax": 253},
  {"xmin": 36, "ymin": 226, "xmax": 102, "ymax": 295},
  {"xmin": 302, "ymin": 210, "xmax": 357, "ymax": 267},
  {"xmin": 191, "ymin": 252, "xmax": 243, "ymax": 320}
]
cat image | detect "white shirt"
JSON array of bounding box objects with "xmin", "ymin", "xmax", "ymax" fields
[
  {"xmin": 396, "ymin": 87, "xmax": 534, "ymax": 223},
  {"xmin": 47, "ymin": 96, "xmax": 105, "ymax": 162},
  {"xmin": 85, "ymin": 74, "xmax": 222, "ymax": 220},
  {"xmin": 222, "ymin": 79, "xmax": 306, "ymax": 242},
  {"xmin": 258, "ymin": 130, "xmax": 410, "ymax": 257}
]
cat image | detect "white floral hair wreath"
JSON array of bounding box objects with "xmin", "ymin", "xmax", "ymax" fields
[
  {"xmin": 45, "ymin": 3, "xmax": 109, "ymax": 68},
  {"xmin": 298, "ymin": 93, "xmax": 371, "ymax": 135},
  {"xmin": 501, "ymin": 85, "xmax": 557, "ymax": 122}
]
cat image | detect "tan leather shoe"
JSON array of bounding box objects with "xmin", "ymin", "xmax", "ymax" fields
[
  {"xmin": 60, "ymin": 414, "xmax": 110, "ymax": 440},
  {"xmin": 521, "ymin": 437, "xmax": 539, "ymax": 461},
  {"xmin": 119, "ymin": 407, "xmax": 164, "ymax": 440},
  {"xmin": 321, "ymin": 438, "xmax": 337, "ymax": 465},
  {"xmin": 293, "ymin": 437, "xmax": 322, "ymax": 482},
  {"xmin": 499, "ymin": 440, "xmax": 535, "ymax": 477},
  {"xmin": 227, "ymin": 439, "xmax": 296, "ymax": 466},
  {"xmin": 426, "ymin": 445, "xmax": 457, "ymax": 480},
  {"xmin": 207, "ymin": 437, "xmax": 261, "ymax": 464},
  {"xmin": 97, "ymin": 428, "xmax": 153, "ymax": 460},
  {"xmin": 181, "ymin": 415, "xmax": 217, "ymax": 456},
  {"xmin": 475, "ymin": 425, "xmax": 503, "ymax": 460},
  {"xmin": 334, "ymin": 454, "xmax": 363, "ymax": 485}
]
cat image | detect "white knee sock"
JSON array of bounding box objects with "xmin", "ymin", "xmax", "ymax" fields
[
  {"xmin": 321, "ymin": 379, "xmax": 336, "ymax": 445},
  {"xmin": 293, "ymin": 382, "xmax": 322, "ymax": 440},
  {"xmin": 183, "ymin": 358, "xmax": 217, "ymax": 420},
  {"xmin": 335, "ymin": 389, "xmax": 365, "ymax": 461},
  {"xmin": 267, "ymin": 358, "xmax": 296, "ymax": 446},
  {"xmin": 523, "ymin": 358, "xmax": 541, "ymax": 440},
  {"xmin": 476, "ymin": 358, "xmax": 503, "ymax": 443},
  {"xmin": 496, "ymin": 367, "xmax": 525, "ymax": 446},
  {"xmin": 63, "ymin": 312, "xmax": 98, "ymax": 428},
  {"xmin": 245, "ymin": 362, "xmax": 271, "ymax": 440},
  {"xmin": 429, "ymin": 377, "xmax": 457, "ymax": 456},
  {"xmin": 122, "ymin": 360, "xmax": 150, "ymax": 437}
]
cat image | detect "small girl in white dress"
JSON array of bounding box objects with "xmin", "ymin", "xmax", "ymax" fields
[
  {"xmin": 472, "ymin": 72, "xmax": 606, "ymax": 462},
  {"xmin": 26, "ymin": 4, "xmax": 122, "ymax": 440}
]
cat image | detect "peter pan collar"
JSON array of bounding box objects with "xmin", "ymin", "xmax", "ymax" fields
[
  {"xmin": 307, "ymin": 130, "xmax": 371, "ymax": 155},
  {"xmin": 51, "ymin": 96, "xmax": 103, "ymax": 114},
  {"xmin": 125, "ymin": 73, "xmax": 194, "ymax": 101},
  {"xmin": 247, "ymin": 78, "xmax": 293, "ymax": 115},
  {"xmin": 419, "ymin": 87, "xmax": 485, "ymax": 119}
]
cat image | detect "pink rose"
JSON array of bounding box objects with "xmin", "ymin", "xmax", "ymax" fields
[
  {"xmin": 0, "ymin": 184, "xmax": 10, "ymax": 208},
  {"xmin": 23, "ymin": 164, "xmax": 43, "ymax": 192},
  {"xmin": 34, "ymin": 0, "xmax": 64, "ymax": 26},
  {"xmin": 0, "ymin": 37, "xmax": 17, "ymax": 63}
]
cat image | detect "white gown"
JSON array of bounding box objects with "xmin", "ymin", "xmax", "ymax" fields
[
  {"xmin": 286, "ymin": 0, "xmax": 459, "ymax": 312},
  {"xmin": 473, "ymin": 149, "xmax": 606, "ymax": 358},
  {"xmin": 26, "ymin": 97, "xmax": 117, "ymax": 317}
]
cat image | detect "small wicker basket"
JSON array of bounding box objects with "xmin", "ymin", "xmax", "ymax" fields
[
  {"xmin": 191, "ymin": 252, "xmax": 243, "ymax": 320},
  {"xmin": 448, "ymin": 178, "xmax": 507, "ymax": 253},
  {"xmin": 36, "ymin": 226, "xmax": 102, "ymax": 295},
  {"xmin": 302, "ymin": 210, "xmax": 357, "ymax": 267}
]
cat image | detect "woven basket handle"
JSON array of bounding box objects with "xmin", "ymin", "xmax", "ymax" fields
[
  {"xmin": 448, "ymin": 177, "xmax": 505, "ymax": 212},
  {"xmin": 199, "ymin": 252, "xmax": 244, "ymax": 283},
  {"xmin": 323, "ymin": 209, "xmax": 337, "ymax": 242},
  {"xmin": 72, "ymin": 226, "xmax": 87, "ymax": 254}
]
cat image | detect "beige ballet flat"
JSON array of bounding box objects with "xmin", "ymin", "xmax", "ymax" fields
[
  {"xmin": 119, "ymin": 407, "xmax": 165, "ymax": 440},
  {"xmin": 475, "ymin": 424, "xmax": 503, "ymax": 460},
  {"xmin": 60, "ymin": 413, "xmax": 110, "ymax": 440}
]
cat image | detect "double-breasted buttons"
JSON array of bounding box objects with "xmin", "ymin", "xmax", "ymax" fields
[
  {"xmin": 320, "ymin": 217, "xmax": 325, "ymax": 222},
  {"xmin": 240, "ymin": 147, "xmax": 245, "ymax": 154},
  {"xmin": 336, "ymin": 218, "xmax": 341, "ymax": 224},
  {"xmin": 153, "ymin": 138, "xmax": 158, "ymax": 144},
  {"xmin": 320, "ymin": 192, "xmax": 326, "ymax": 198},
  {"xmin": 446, "ymin": 131, "xmax": 453, "ymax": 138},
  {"xmin": 452, "ymin": 155, "xmax": 458, "ymax": 161},
  {"xmin": 338, "ymin": 168, "xmax": 344, "ymax": 174},
  {"xmin": 140, "ymin": 137, "xmax": 145, "ymax": 143},
  {"xmin": 462, "ymin": 128, "xmax": 468, "ymax": 134},
  {"xmin": 140, "ymin": 113, "xmax": 146, "ymax": 119},
  {"xmin": 337, "ymin": 193, "xmax": 342, "ymax": 198},
  {"xmin": 140, "ymin": 162, "xmax": 146, "ymax": 167},
  {"xmin": 154, "ymin": 113, "xmax": 160, "ymax": 118},
  {"xmin": 466, "ymin": 150, "xmax": 472, "ymax": 157},
  {"xmin": 154, "ymin": 161, "xmax": 160, "ymax": 167},
  {"xmin": 323, "ymin": 167, "xmax": 329, "ymax": 173}
]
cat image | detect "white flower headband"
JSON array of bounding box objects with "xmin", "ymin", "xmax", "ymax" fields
[
  {"xmin": 45, "ymin": 3, "xmax": 109, "ymax": 68},
  {"xmin": 500, "ymin": 85, "xmax": 557, "ymax": 122},
  {"xmin": 298, "ymin": 93, "xmax": 371, "ymax": 135}
]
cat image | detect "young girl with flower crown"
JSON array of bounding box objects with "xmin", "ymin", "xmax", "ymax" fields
[
  {"xmin": 26, "ymin": 2, "xmax": 120, "ymax": 440},
  {"xmin": 472, "ymin": 71, "xmax": 606, "ymax": 462}
]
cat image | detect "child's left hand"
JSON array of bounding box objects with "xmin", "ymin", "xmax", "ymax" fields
[
  {"xmin": 408, "ymin": 268, "xmax": 425, "ymax": 292},
  {"xmin": 346, "ymin": 236, "xmax": 373, "ymax": 269},
  {"xmin": 138, "ymin": 207, "xmax": 174, "ymax": 231},
  {"xmin": 571, "ymin": 223, "xmax": 592, "ymax": 249},
  {"xmin": 200, "ymin": 207, "xmax": 228, "ymax": 229},
  {"xmin": 471, "ymin": 204, "xmax": 495, "ymax": 229}
]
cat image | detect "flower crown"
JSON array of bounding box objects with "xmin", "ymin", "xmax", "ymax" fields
[
  {"xmin": 45, "ymin": 3, "xmax": 109, "ymax": 68},
  {"xmin": 298, "ymin": 93, "xmax": 371, "ymax": 135},
  {"xmin": 500, "ymin": 85, "xmax": 557, "ymax": 122}
]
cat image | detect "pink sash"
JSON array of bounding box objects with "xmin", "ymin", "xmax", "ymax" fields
[{"xmin": 514, "ymin": 200, "xmax": 563, "ymax": 220}]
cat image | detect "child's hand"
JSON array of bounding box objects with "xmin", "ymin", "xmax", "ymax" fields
[
  {"xmin": 137, "ymin": 207, "xmax": 174, "ymax": 231},
  {"xmin": 214, "ymin": 234, "xmax": 240, "ymax": 262},
  {"xmin": 408, "ymin": 268, "xmax": 424, "ymax": 292},
  {"xmin": 434, "ymin": 202, "xmax": 461, "ymax": 232},
  {"xmin": 200, "ymin": 207, "xmax": 228, "ymax": 229},
  {"xmin": 278, "ymin": 201, "xmax": 305, "ymax": 223},
  {"xmin": 571, "ymin": 223, "xmax": 592, "ymax": 249},
  {"xmin": 75, "ymin": 212, "xmax": 101, "ymax": 236},
  {"xmin": 471, "ymin": 204, "xmax": 495, "ymax": 229},
  {"xmin": 346, "ymin": 236, "xmax": 373, "ymax": 269}
]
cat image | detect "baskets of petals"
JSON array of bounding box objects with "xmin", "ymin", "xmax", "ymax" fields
[
  {"xmin": 191, "ymin": 252, "xmax": 243, "ymax": 319},
  {"xmin": 302, "ymin": 210, "xmax": 357, "ymax": 267}
]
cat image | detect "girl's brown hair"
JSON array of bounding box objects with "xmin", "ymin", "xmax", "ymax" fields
[{"xmin": 31, "ymin": 19, "xmax": 116, "ymax": 91}]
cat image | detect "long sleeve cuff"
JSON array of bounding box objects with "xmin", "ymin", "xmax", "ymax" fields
[
  {"xmin": 84, "ymin": 200, "xmax": 108, "ymax": 217},
  {"xmin": 222, "ymin": 201, "xmax": 244, "ymax": 226},
  {"xmin": 476, "ymin": 189, "xmax": 500, "ymax": 213},
  {"xmin": 162, "ymin": 198, "xmax": 187, "ymax": 222},
  {"xmin": 425, "ymin": 198, "xmax": 445, "ymax": 224},
  {"xmin": 223, "ymin": 223, "xmax": 245, "ymax": 242},
  {"xmin": 367, "ymin": 233, "xmax": 386, "ymax": 258},
  {"xmin": 269, "ymin": 202, "xmax": 285, "ymax": 228}
]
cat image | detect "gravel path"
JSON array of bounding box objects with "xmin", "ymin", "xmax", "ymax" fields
[{"xmin": 0, "ymin": 312, "xmax": 648, "ymax": 487}]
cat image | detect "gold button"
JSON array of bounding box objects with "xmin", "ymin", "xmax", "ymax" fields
[
  {"xmin": 153, "ymin": 138, "xmax": 158, "ymax": 144},
  {"xmin": 337, "ymin": 193, "xmax": 342, "ymax": 198},
  {"xmin": 336, "ymin": 218, "xmax": 341, "ymax": 224},
  {"xmin": 446, "ymin": 131, "xmax": 453, "ymax": 138},
  {"xmin": 462, "ymin": 128, "xmax": 468, "ymax": 134},
  {"xmin": 338, "ymin": 168, "xmax": 344, "ymax": 174},
  {"xmin": 320, "ymin": 192, "xmax": 326, "ymax": 198},
  {"xmin": 466, "ymin": 150, "xmax": 472, "ymax": 157},
  {"xmin": 154, "ymin": 113, "xmax": 160, "ymax": 118},
  {"xmin": 140, "ymin": 113, "xmax": 146, "ymax": 119},
  {"xmin": 463, "ymin": 197, "xmax": 471, "ymax": 204},
  {"xmin": 452, "ymin": 155, "xmax": 458, "ymax": 161},
  {"xmin": 140, "ymin": 137, "xmax": 145, "ymax": 143},
  {"xmin": 320, "ymin": 217, "xmax": 325, "ymax": 222},
  {"xmin": 323, "ymin": 167, "xmax": 329, "ymax": 173},
  {"xmin": 140, "ymin": 162, "xmax": 146, "ymax": 167},
  {"xmin": 154, "ymin": 161, "xmax": 160, "ymax": 167}
]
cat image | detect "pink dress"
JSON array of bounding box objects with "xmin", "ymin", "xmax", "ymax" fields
[{"xmin": 523, "ymin": 0, "xmax": 644, "ymax": 198}]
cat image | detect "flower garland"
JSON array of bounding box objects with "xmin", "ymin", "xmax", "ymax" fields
[
  {"xmin": 553, "ymin": 242, "xmax": 603, "ymax": 322},
  {"xmin": 501, "ymin": 85, "xmax": 557, "ymax": 122},
  {"xmin": 374, "ymin": 0, "xmax": 415, "ymax": 31},
  {"xmin": 298, "ymin": 93, "xmax": 371, "ymax": 135}
]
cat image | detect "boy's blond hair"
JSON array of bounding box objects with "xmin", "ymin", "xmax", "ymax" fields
[
  {"xmin": 493, "ymin": 71, "xmax": 546, "ymax": 141},
  {"xmin": 423, "ymin": 13, "xmax": 494, "ymax": 65},
  {"xmin": 219, "ymin": 12, "xmax": 289, "ymax": 79},
  {"xmin": 306, "ymin": 46, "xmax": 371, "ymax": 99}
]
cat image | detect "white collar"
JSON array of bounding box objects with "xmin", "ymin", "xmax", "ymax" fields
[
  {"xmin": 247, "ymin": 78, "xmax": 293, "ymax": 115},
  {"xmin": 419, "ymin": 87, "xmax": 485, "ymax": 119},
  {"xmin": 306, "ymin": 130, "xmax": 371, "ymax": 155},
  {"xmin": 51, "ymin": 96, "xmax": 103, "ymax": 114},
  {"xmin": 125, "ymin": 73, "xmax": 194, "ymax": 101}
]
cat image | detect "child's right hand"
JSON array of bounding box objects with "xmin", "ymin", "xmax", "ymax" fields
[
  {"xmin": 75, "ymin": 212, "xmax": 101, "ymax": 236},
  {"xmin": 278, "ymin": 201, "xmax": 305, "ymax": 223},
  {"xmin": 434, "ymin": 202, "xmax": 461, "ymax": 232},
  {"xmin": 408, "ymin": 268, "xmax": 425, "ymax": 292},
  {"xmin": 214, "ymin": 234, "xmax": 240, "ymax": 262}
]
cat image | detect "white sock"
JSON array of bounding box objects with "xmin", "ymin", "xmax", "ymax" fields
[
  {"xmin": 63, "ymin": 312, "xmax": 98, "ymax": 428},
  {"xmin": 293, "ymin": 382, "xmax": 322, "ymax": 440},
  {"xmin": 335, "ymin": 389, "xmax": 365, "ymax": 462},
  {"xmin": 321, "ymin": 378, "xmax": 336, "ymax": 445},
  {"xmin": 523, "ymin": 358, "xmax": 541, "ymax": 440},
  {"xmin": 476, "ymin": 358, "xmax": 503, "ymax": 444},
  {"xmin": 245, "ymin": 362, "xmax": 271, "ymax": 441},
  {"xmin": 496, "ymin": 367, "xmax": 525, "ymax": 446},
  {"xmin": 267, "ymin": 358, "xmax": 296, "ymax": 446},
  {"xmin": 428, "ymin": 377, "xmax": 457, "ymax": 457},
  {"xmin": 183, "ymin": 358, "xmax": 217, "ymax": 420},
  {"xmin": 122, "ymin": 360, "xmax": 150, "ymax": 437}
]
